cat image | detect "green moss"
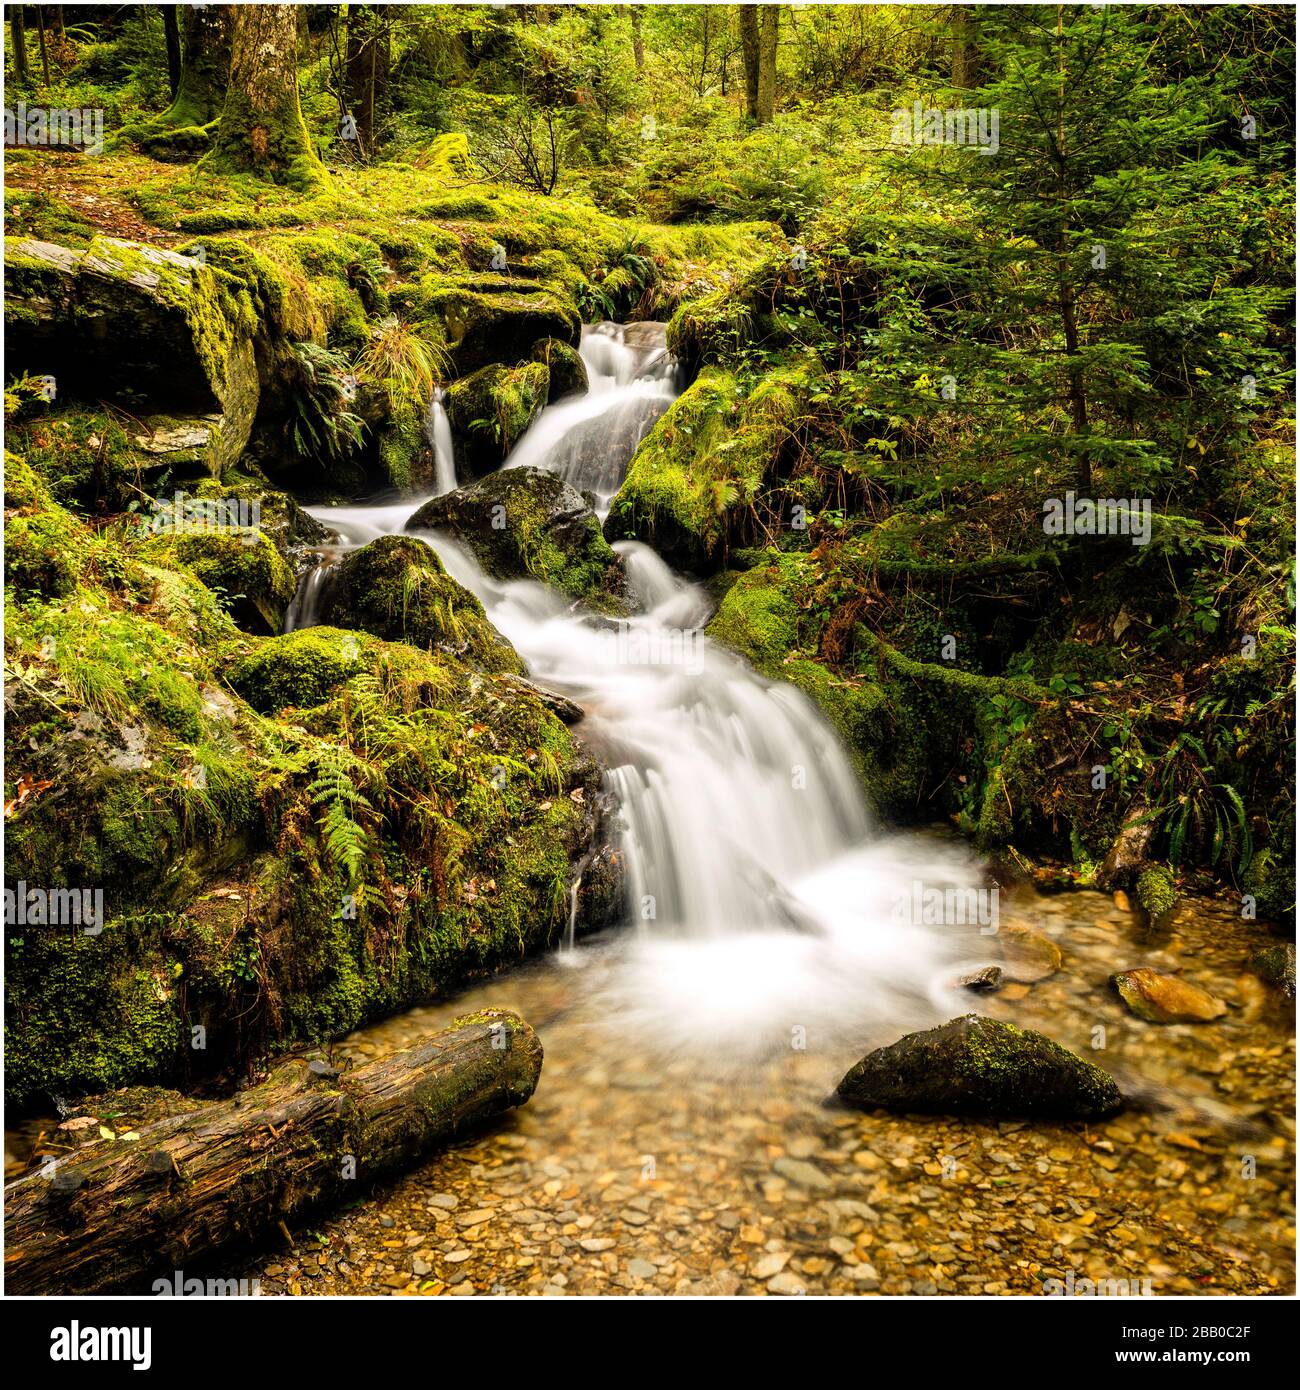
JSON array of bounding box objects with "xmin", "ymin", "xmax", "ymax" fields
[
  {"xmin": 410, "ymin": 274, "xmax": 579, "ymax": 374},
  {"xmin": 328, "ymin": 535, "xmax": 524, "ymax": 675},
  {"xmin": 228, "ymin": 628, "xmax": 371, "ymax": 713},
  {"xmin": 531, "ymin": 337, "xmax": 588, "ymax": 400},
  {"xmin": 1136, "ymin": 864, "xmax": 1179, "ymax": 917},
  {"xmin": 138, "ymin": 529, "xmax": 295, "ymax": 635},
  {"xmin": 606, "ymin": 363, "xmax": 816, "ymax": 570},
  {"xmin": 445, "ymin": 362, "xmax": 549, "ymax": 476},
  {"xmin": 4, "ymin": 917, "xmax": 184, "ymax": 1108}
]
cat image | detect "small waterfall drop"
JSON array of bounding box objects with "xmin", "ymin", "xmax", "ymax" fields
[
  {"xmin": 503, "ymin": 322, "xmax": 681, "ymax": 515},
  {"xmin": 424, "ymin": 386, "xmax": 457, "ymax": 496},
  {"xmin": 283, "ymin": 553, "xmax": 338, "ymax": 634}
]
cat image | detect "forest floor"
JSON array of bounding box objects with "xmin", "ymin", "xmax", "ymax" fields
[{"xmin": 229, "ymin": 862, "xmax": 1293, "ymax": 1298}]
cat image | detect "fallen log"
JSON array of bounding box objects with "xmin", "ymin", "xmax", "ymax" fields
[{"xmin": 4, "ymin": 1008, "xmax": 542, "ymax": 1295}]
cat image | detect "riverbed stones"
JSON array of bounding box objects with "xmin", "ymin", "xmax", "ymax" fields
[
  {"xmin": 998, "ymin": 926, "xmax": 1062, "ymax": 983},
  {"xmin": 1111, "ymin": 968, "xmax": 1228, "ymax": 1023},
  {"xmin": 836, "ymin": 1015, "xmax": 1123, "ymax": 1120}
]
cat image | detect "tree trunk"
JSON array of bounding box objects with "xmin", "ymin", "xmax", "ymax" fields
[
  {"xmin": 739, "ymin": 4, "xmax": 759, "ymax": 120},
  {"xmin": 163, "ymin": 4, "xmax": 181, "ymax": 98},
  {"xmin": 36, "ymin": 4, "xmax": 50, "ymax": 87},
  {"xmin": 630, "ymin": 4, "xmax": 645, "ymax": 72},
  {"xmin": 206, "ymin": 3, "xmax": 323, "ymax": 188},
  {"xmin": 345, "ymin": 3, "xmax": 390, "ymax": 153},
  {"xmin": 11, "ymin": 7, "xmax": 30, "ymax": 86},
  {"xmin": 158, "ymin": 3, "xmax": 231, "ymax": 128},
  {"xmin": 4, "ymin": 1010, "xmax": 543, "ymax": 1295},
  {"xmin": 950, "ymin": 5, "xmax": 980, "ymax": 88},
  {"xmin": 756, "ymin": 5, "xmax": 778, "ymax": 124}
]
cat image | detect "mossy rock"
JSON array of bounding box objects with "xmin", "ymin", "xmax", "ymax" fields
[
  {"xmin": 413, "ymin": 273, "xmax": 580, "ymax": 373},
  {"xmin": 138, "ymin": 529, "xmax": 296, "ymax": 636},
  {"xmin": 325, "ymin": 535, "xmax": 524, "ymax": 674},
  {"xmin": 1136, "ymin": 864, "xmax": 1179, "ymax": 918},
  {"xmin": 1248, "ymin": 943, "xmax": 1296, "ymax": 1000},
  {"xmin": 531, "ymin": 337, "xmax": 588, "ymax": 401},
  {"xmin": 445, "ymin": 362, "xmax": 550, "ymax": 477},
  {"xmin": 407, "ymin": 466, "xmax": 627, "ymax": 612},
  {"xmin": 2, "ymin": 455, "xmax": 91, "ymax": 598},
  {"xmin": 3, "ymin": 235, "xmax": 259, "ymax": 473},
  {"xmin": 605, "ymin": 364, "xmax": 814, "ymax": 572},
  {"xmin": 837, "ymin": 1015, "xmax": 1123, "ymax": 1119},
  {"xmin": 227, "ymin": 627, "xmax": 371, "ymax": 713}
]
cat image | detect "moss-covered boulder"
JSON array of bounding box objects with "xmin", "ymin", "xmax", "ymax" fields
[
  {"xmin": 605, "ymin": 364, "xmax": 813, "ymax": 572},
  {"xmin": 1111, "ymin": 968, "xmax": 1228, "ymax": 1023},
  {"xmin": 227, "ymin": 627, "xmax": 370, "ymax": 713},
  {"xmin": 837, "ymin": 1015, "xmax": 1123, "ymax": 1119},
  {"xmin": 445, "ymin": 362, "xmax": 550, "ymax": 477},
  {"xmin": 138, "ymin": 529, "xmax": 296, "ymax": 635},
  {"xmin": 3, "ymin": 453, "xmax": 88, "ymax": 598},
  {"xmin": 407, "ymin": 466, "xmax": 627, "ymax": 612},
  {"xmin": 531, "ymin": 337, "xmax": 588, "ymax": 401},
  {"xmin": 414, "ymin": 273, "xmax": 580, "ymax": 373},
  {"xmin": 3, "ymin": 235, "xmax": 259, "ymax": 473},
  {"xmin": 324, "ymin": 535, "xmax": 524, "ymax": 674}
]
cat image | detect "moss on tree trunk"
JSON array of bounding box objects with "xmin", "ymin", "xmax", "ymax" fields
[{"xmin": 203, "ymin": 3, "xmax": 324, "ymax": 190}]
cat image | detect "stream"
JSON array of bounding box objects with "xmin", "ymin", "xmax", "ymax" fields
[
  {"xmin": 7, "ymin": 326, "xmax": 1292, "ymax": 1297},
  {"xmin": 260, "ymin": 322, "xmax": 1294, "ymax": 1296}
]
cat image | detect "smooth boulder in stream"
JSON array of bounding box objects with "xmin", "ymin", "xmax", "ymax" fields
[{"xmin": 836, "ymin": 1015, "xmax": 1123, "ymax": 1119}]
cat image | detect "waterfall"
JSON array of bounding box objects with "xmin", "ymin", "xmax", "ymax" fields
[
  {"xmin": 502, "ymin": 322, "xmax": 681, "ymax": 515},
  {"xmin": 424, "ymin": 386, "xmax": 457, "ymax": 496},
  {"xmin": 283, "ymin": 555, "xmax": 338, "ymax": 634},
  {"xmin": 300, "ymin": 321, "xmax": 988, "ymax": 1055}
]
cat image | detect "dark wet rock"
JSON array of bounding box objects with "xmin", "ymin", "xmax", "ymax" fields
[
  {"xmin": 407, "ymin": 466, "xmax": 627, "ymax": 612},
  {"xmin": 1111, "ymin": 967, "xmax": 1228, "ymax": 1023},
  {"xmin": 1094, "ymin": 800, "xmax": 1155, "ymax": 892},
  {"xmin": 836, "ymin": 1015, "xmax": 1123, "ymax": 1119},
  {"xmin": 1248, "ymin": 943, "xmax": 1296, "ymax": 999},
  {"xmin": 419, "ymin": 275, "xmax": 580, "ymax": 374},
  {"xmin": 326, "ymin": 535, "xmax": 524, "ymax": 674},
  {"xmin": 502, "ymin": 673, "xmax": 584, "ymax": 724}
]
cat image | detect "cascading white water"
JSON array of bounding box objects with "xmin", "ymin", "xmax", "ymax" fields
[
  {"xmin": 502, "ymin": 323, "xmax": 680, "ymax": 515},
  {"xmin": 424, "ymin": 386, "xmax": 457, "ymax": 497},
  {"xmin": 297, "ymin": 321, "xmax": 989, "ymax": 1059},
  {"xmin": 283, "ymin": 553, "xmax": 338, "ymax": 634}
]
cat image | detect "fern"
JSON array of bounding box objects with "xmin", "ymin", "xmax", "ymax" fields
[{"xmin": 307, "ymin": 744, "xmax": 374, "ymax": 883}]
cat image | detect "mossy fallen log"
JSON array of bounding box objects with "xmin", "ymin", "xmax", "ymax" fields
[{"xmin": 3, "ymin": 1008, "xmax": 542, "ymax": 1295}]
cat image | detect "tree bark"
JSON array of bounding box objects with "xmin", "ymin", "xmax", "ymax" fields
[
  {"xmin": 163, "ymin": 4, "xmax": 181, "ymax": 98},
  {"xmin": 158, "ymin": 3, "xmax": 231, "ymax": 127},
  {"xmin": 206, "ymin": 3, "xmax": 323, "ymax": 188},
  {"xmin": 4, "ymin": 1010, "xmax": 543, "ymax": 1295},
  {"xmin": 630, "ymin": 5, "xmax": 645, "ymax": 72},
  {"xmin": 755, "ymin": 5, "xmax": 778, "ymax": 124},
  {"xmin": 950, "ymin": 5, "xmax": 980, "ymax": 88},
  {"xmin": 739, "ymin": 4, "xmax": 759, "ymax": 120},
  {"xmin": 10, "ymin": 8, "xmax": 30, "ymax": 86},
  {"xmin": 345, "ymin": 3, "xmax": 390, "ymax": 153}
]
